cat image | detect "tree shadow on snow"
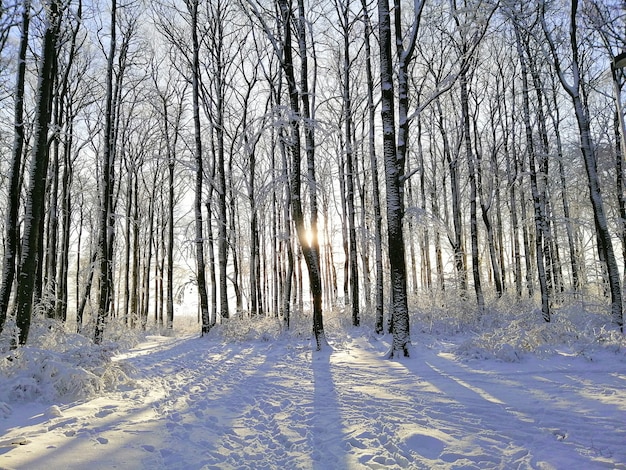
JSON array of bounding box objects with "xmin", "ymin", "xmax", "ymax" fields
[{"xmin": 310, "ymin": 346, "xmax": 349, "ymax": 469}]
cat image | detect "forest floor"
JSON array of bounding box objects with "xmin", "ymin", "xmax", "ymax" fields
[{"xmin": 1, "ymin": 308, "xmax": 626, "ymax": 469}]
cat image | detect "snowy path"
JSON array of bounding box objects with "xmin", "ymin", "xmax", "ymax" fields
[{"xmin": 1, "ymin": 333, "xmax": 625, "ymax": 469}]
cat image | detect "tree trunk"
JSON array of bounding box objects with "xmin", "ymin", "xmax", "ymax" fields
[
  {"xmin": 188, "ymin": 0, "xmax": 211, "ymax": 335},
  {"xmin": 276, "ymin": 0, "xmax": 326, "ymax": 350},
  {"xmin": 340, "ymin": 1, "xmax": 359, "ymax": 326},
  {"xmin": 14, "ymin": 0, "xmax": 61, "ymax": 345},
  {"xmin": 94, "ymin": 0, "xmax": 117, "ymax": 343},
  {"xmin": 167, "ymin": 132, "xmax": 175, "ymax": 329},
  {"xmin": 360, "ymin": 0, "xmax": 384, "ymax": 333},
  {"xmin": 542, "ymin": 0, "xmax": 622, "ymax": 329},
  {"xmin": 460, "ymin": 67, "xmax": 484, "ymax": 311},
  {"xmin": 0, "ymin": 0, "xmax": 30, "ymax": 334},
  {"xmin": 515, "ymin": 23, "xmax": 551, "ymax": 322},
  {"xmin": 438, "ymin": 95, "xmax": 467, "ymax": 297},
  {"xmin": 379, "ymin": 0, "xmax": 411, "ymax": 357}
]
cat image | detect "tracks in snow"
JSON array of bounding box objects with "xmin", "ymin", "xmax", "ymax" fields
[{"xmin": 1, "ymin": 333, "xmax": 625, "ymax": 469}]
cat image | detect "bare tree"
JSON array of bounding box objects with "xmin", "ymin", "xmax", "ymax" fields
[
  {"xmin": 542, "ymin": 0, "xmax": 623, "ymax": 330},
  {"xmin": 377, "ymin": 0, "xmax": 426, "ymax": 357},
  {"xmin": 14, "ymin": 0, "xmax": 63, "ymax": 345},
  {"xmin": 510, "ymin": 8, "xmax": 551, "ymax": 322},
  {"xmin": 0, "ymin": 0, "xmax": 30, "ymax": 335},
  {"xmin": 360, "ymin": 0, "xmax": 384, "ymax": 333},
  {"xmin": 186, "ymin": 0, "xmax": 212, "ymax": 334}
]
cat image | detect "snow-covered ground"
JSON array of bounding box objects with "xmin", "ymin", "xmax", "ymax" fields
[{"xmin": 1, "ymin": 303, "xmax": 626, "ymax": 469}]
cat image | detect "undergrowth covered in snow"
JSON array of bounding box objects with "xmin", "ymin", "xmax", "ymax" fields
[
  {"xmin": 0, "ymin": 317, "xmax": 142, "ymax": 408},
  {"xmin": 1, "ymin": 293, "xmax": 625, "ymax": 412},
  {"xmin": 411, "ymin": 293, "xmax": 626, "ymax": 362}
]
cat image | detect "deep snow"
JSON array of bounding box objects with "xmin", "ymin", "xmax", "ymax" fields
[{"xmin": 1, "ymin": 305, "xmax": 626, "ymax": 469}]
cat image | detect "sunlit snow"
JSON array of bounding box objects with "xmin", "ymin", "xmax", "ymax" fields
[{"xmin": 1, "ymin": 306, "xmax": 625, "ymax": 469}]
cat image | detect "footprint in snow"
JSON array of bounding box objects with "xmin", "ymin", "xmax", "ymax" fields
[
  {"xmin": 404, "ymin": 433, "xmax": 444, "ymax": 460},
  {"xmin": 95, "ymin": 406, "xmax": 117, "ymax": 418}
]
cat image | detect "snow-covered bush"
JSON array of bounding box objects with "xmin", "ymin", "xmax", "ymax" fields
[
  {"xmin": 424, "ymin": 296, "xmax": 626, "ymax": 362},
  {"xmin": 0, "ymin": 315, "xmax": 136, "ymax": 403},
  {"xmin": 215, "ymin": 314, "xmax": 285, "ymax": 343}
]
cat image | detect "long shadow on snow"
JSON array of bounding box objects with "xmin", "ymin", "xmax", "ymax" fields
[
  {"xmin": 310, "ymin": 346, "xmax": 349, "ymax": 470},
  {"xmin": 396, "ymin": 349, "xmax": 625, "ymax": 468}
]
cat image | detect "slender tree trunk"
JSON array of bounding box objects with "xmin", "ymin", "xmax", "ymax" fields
[
  {"xmin": 187, "ymin": 0, "xmax": 211, "ymax": 334},
  {"xmin": 360, "ymin": 0, "xmax": 384, "ymax": 333},
  {"xmin": 438, "ymin": 95, "xmax": 467, "ymax": 297},
  {"xmin": 503, "ymin": 91, "xmax": 523, "ymax": 298},
  {"xmin": 130, "ymin": 172, "xmax": 140, "ymax": 327},
  {"xmin": 57, "ymin": 125, "xmax": 72, "ymax": 322},
  {"xmin": 206, "ymin": 198, "xmax": 217, "ymax": 326},
  {"xmin": 94, "ymin": 0, "xmax": 118, "ymax": 343},
  {"xmin": 378, "ymin": 0, "xmax": 420, "ymax": 357},
  {"xmin": 542, "ymin": 0, "xmax": 622, "ymax": 329},
  {"xmin": 459, "ymin": 66, "xmax": 484, "ymax": 310},
  {"xmin": 167, "ymin": 135, "xmax": 175, "ymax": 329},
  {"xmin": 340, "ymin": 1, "xmax": 359, "ymax": 326},
  {"xmin": 227, "ymin": 174, "xmax": 242, "ymax": 315},
  {"xmin": 217, "ymin": 103, "xmax": 229, "ymax": 322},
  {"xmin": 479, "ymin": 117, "xmax": 503, "ymax": 298},
  {"xmin": 515, "ymin": 23, "xmax": 550, "ymax": 322},
  {"xmin": 279, "ymin": 128, "xmax": 293, "ymax": 327},
  {"xmin": 53, "ymin": 0, "xmax": 82, "ymax": 322},
  {"xmin": 141, "ymin": 179, "xmax": 156, "ymax": 328}
]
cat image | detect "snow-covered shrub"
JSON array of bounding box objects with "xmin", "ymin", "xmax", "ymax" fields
[
  {"xmin": 449, "ymin": 299, "xmax": 626, "ymax": 362},
  {"xmin": 0, "ymin": 315, "xmax": 135, "ymax": 404},
  {"xmin": 0, "ymin": 342, "xmax": 134, "ymax": 403},
  {"xmin": 215, "ymin": 315, "xmax": 285, "ymax": 343},
  {"xmin": 403, "ymin": 289, "xmax": 626, "ymax": 362}
]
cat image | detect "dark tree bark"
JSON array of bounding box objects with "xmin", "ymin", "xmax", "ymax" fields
[
  {"xmin": 186, "ymin": 0, "xmax": 211, "ymax": 335},
  {"xmin": 94, "ymin": 0, "xmax": 118, "ymax": 343},
  {"xmin": 459, "ymin": 64, "xmax": 484, "ymax": 310},
  {"xmin": 339, "ymin": 0, "xmax": 359, "ymax": 326},
  {"xmin": 0, "ymin": 0, "xmax": 30, "ymax": 335},
  {"xmin": 55, "ymin": 0, "xmax": 85, "ymax": 322},
  {"xmin": 542, "ymin": 0, "xmax": 622, "ymax": 330},
  {"xmin": 268, "ymin": 0, "xmax": 327, "ymax": 349},
  {"xmin": 377, "ymin": 0, "xmax": 425, "ymax": 357},
  {"xmin": 513, "ymin": 20, "xmax": 551, "ymax": 322},
  {"xmin": 360, "ymin": 0, "xmax": 384, "ymax": 333},
  {"xmin": 14, "ymin": 0, "xmax": 62, "ymax": 345}
]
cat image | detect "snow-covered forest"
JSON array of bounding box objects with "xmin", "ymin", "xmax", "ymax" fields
[{"xmin": 1, "ymin": 0, "xmax": 626, "ymax": 467}]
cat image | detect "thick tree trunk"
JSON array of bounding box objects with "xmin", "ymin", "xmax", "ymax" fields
[
  {"xmin": 14, "ymin": 0, "xmax": 61, "ymax": 345},
  {"xmin": 0, "ymin": 0, "xmax": 30, "ymax": 334},
  {"xmin": 379, "ymin": 0, "xmax": 408, "ymax": 357}
]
